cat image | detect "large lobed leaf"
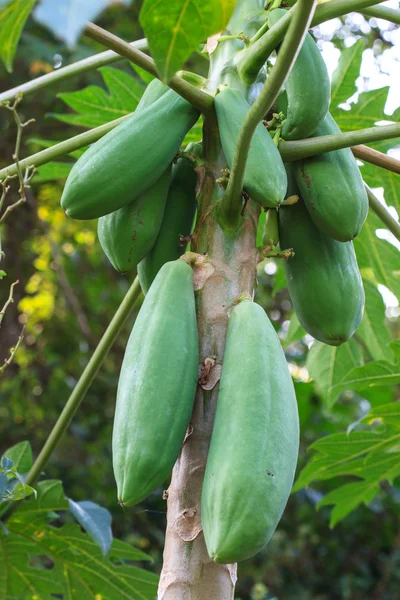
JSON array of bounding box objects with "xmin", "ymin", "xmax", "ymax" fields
[
  {"xmin": 0, "ymin": 0, "xmax": 35, "ymax": 72},
  {"xmin": 294, "ymin": 403, "xmax": 400, "ymax": 526},
  {"xmin": 140, "ymin": 0, "xmax": 235, "ymax": 82},
  {"xmin": 1, "ymin": 480, "xmax": 157, "ymax": 600}
]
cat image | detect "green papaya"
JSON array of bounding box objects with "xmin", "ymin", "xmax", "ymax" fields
[
  {"xmin": 214, "ymin": 87, "xmax": 287, "ymax": 207},
  {"xmin": 262, "ymin": 208, "xmax": 278, "ymax": 247},
  {"xmin": 268, "ymin": 8, "xmax": 330, "ymax": 140},
  {"xmin": 135, "ymin": 77, "xmax": 169, "ymax": 111},
  {"xmin": 201, "ymin": 299, "xmax": 299, "ymax": 564},
  {"xmin": 138, "ymin": 142, "xmax": 201, "ymax": 293},
  {"xmin": 97, "ymin": 167, "xmax": 171, "ymax": 272},
  {"xmin": 278, "ymin": 167, "xmax": 365, "ymax": 346},
  {"xmin": 61, "ymin": 89, "xmax": 199, "ymax": 220},
  {"xmin": 292, "ymin": 112, "xmax": 368, "ymax": 241},
  {"xmin": 113, "ymin": 259, "xmax": 199, "ymax": 507}
]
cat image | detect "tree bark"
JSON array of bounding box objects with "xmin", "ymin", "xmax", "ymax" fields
[{"xmin": 158, "ymin": 125, "xmax": 259, "ymax": 600}]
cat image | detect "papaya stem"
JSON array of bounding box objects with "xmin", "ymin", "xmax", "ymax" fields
[
  {"xmin": 0, "ymin": 38, "xmax": 148, "ymax": 105},
  {"xmin": 218, "ymin": 0, "xmax": 318, "ymax": 231},
  {"xmin": 366, "ymin": 185, "xmax": 400, "ymax": 243},
  {"xmin": 279, "ymin": 123, "xmax": 400, "ymax": 161},
  {"xmin": 84, "ymin": 23, "xmax": 215, "ymax": 117},
  {"xmin": 360, "ymin": 6, "xmax": 400, "ymax": 25},
  {"xmin": 351, "ymin": 145, "xmax": 400, "ymax": 176},
  {"xmin": 236, "ymin": 0, "xmax": 386, "ymax": 84},
  {"xmin": 0, "ymin": 277, "xmax": 142, "ymax": 522}
]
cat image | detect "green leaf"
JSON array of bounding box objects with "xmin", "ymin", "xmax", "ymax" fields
[
  {"xmin": 334, "ymin": 86, "xmax": 392, "ymax": 131},
  {"xmin": 140, "ymin": 0, "xmax": 236, "ymax": 82},
  {"xmin": 354, "ymin": 212, "xmax": 400, "ymax": 300},
  {"xmin": 0, "ymin": 0, "xmax": 35, "ymax": 73},
  {"xmin": 284, "ymin": 312, "xmax": 306, "ymax": 346},
  {"xmin": 356, "ymin": 279, "xmax": 394, "ymax": 362},
  {"xmin": 334, "ymin": 359, "xmax": 400, "ymax": 394},
  {"xmin": 330, "ymin": 39, "xmax": 364, "ymax": 110},
  {"xmin": 360, "ymin": 157, "xmax": 400, "ymax": 215},
  {"xmin": 362, "ymin": 402, "xmax": 400, "ymax": 429},
  {"xmin": 34, "ymin": 162, "xmax": 73, "ymax": 182},
  {"xmin": 306, "ymin": 339, "xmax": 363, "ymax": 410},
  {"xmin": 1, "ymin": 480, "xmax": 158, "ymax": 599},
  {"xmin": 1, "ymin": 441, "xmax": 32, "ymax": 473},
  {"xmin": 294, "ymin": 425, "xmax": 400, "ymax": 526},
  {"xmin": 56, "ymin": 66, "xmax": 144, "ymax": 128}
]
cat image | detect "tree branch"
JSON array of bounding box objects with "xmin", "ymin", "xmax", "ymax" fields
[
  {"xmin": 84, "ymin": 23, "xmax": 214, "ymax": 116},
  {"xmin": 366, "ymin": 185, "xmax": 400, "ymax": 242},
  {"xmin": 0, "ymin": 276, "xmax": 142, "ymax": 522},
  {"xmin": 0, "ymin": 114, "xmax": 128, "ymax": 181},
  {"xmin": 237, "ymin": 0, "xmax": 385, "ymax": 84},
  {"xmin": 0, "ymin": 39, "xmax": 148, "ymax": 105},
  {"xmin": 218, "ymin": 0, "xmax": 318, "ymax": 230},
  {"xmin": 352, "ymin": 145, "xmax": 400, "ymax": 176},
  {"xmin": 361, "ymin": 6, "xmax": 400, "ymax": 25},
  {"xmin": 279, "ymin": 123, "xmax": 400, "ymax": 161}
]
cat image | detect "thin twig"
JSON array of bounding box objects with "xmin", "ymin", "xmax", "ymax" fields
[
  {"xmin": 0, "ymin": 280, "xmax": 19, "ymax": 327},
  {"xmin": 352, "ymin": 145, "xmax": 400, "ymax": 175},
  {"xmin": 0, "ymin": 326, "xmax": 25, "ymax": 374}
]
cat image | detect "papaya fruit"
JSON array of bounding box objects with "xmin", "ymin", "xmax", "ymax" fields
[
  {"xmin": 61, "ymin": 88, "xmax": 199, "ymax": 220},
  {"xmin": 214, "ymin": 87, "xmax": 287, "ymax": 207},
  {"xmin": 201, "ymin": 299, "xmax": 299, "ymax": 564},
  {"xmin": 113, "ymin": 259, "xmax": 199, "ymax": 507},
  {"xmin": 97, "ymin": 167, "xmax": 171, "ymax": 272},
  {"xmin": 292, "ymin": 112, "xmax": 368, "ymax": 241},
  {"xmin": 268, "ymin": 8, "xmax": 330, "ymax": 140},
  {"xmin": 138, "ymin": 142, "xmax": 201, "ymax": 293},
  {"xmin": 278, "ymin": 167, "xmax": 365, "ymax": 346},
  {"xmin": 135, "ymin": 77, "xmax": 169, "ymax": 111}
]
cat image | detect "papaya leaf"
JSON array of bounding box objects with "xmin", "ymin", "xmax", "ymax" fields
[
  {"xmin": 55, "ymin": 66, "xmax": 144, "ymax": 128},
  {"xmin": 284, "ymin": 312, "xmax": 306, "ymax": 346},
  {"xmin": 356, "ymin": 279, "xmax": 394, "ymax": 363},
  {"xmin": 140, "ymin": 0, "xmax": 235, "ymax": 82},
  {"xmin": 34, "ymin": 162, "xmax": 73, "ymax": 182},
  {"xmin": 294, "ymin": 421, "xmax": 400, "ymax": 527},
  {"xmin": 306, "ymin": 339, "xmax": 363, "ymax": 410},
  {"xmin": 330, "ymin": 38, "xmax": 364, "ymax": 110},
  {"xmin": 362, "ymin": 402, "xmax": 400, "ymax": 429},
  {"xmin": 1, "ymin": 441, "xmax": 32, "ymax": 473},
  {"xmin": 69, "ymin": 499, "xmax": 112, "ymax": 557},
  {"xmin": 32, "ymin": 0, "xmax": 132, "ymax": 49},
  {"xmin": 360, "ymin": 157, "xmax": 400, "ymax": 215},
  {"xmin": 1, "ymin": 480, "xmax": 157, "ymax": 600},
  {"xmin": 354, "ymin": 212, "xmax": 400, "ymax": 300},
  {"xmin": 0, "ymin": 0, "xmax": 35, "ymax": 73},
  {"xmin": 334, "ymin": 86, "xmax": 392, "ymax": 131},
  {"xmin": 333, "ymin": 359, "xmax": 400, "ymax": 395}
]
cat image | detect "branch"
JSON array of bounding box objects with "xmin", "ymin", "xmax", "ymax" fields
[
  {"xmin": 0, "ymin": 39, "xmax": 148, "ymax": 105},
  {"xmin": 0, "ymin": 326, "xmax": 24, "ymax": 374},
  {"xmin": 0, "ymin": 280, "xmax": 19, "ymax": 326},
  {"xmin": 237, "ymin": 0, "xmax": 385, "ymax": 83},
  {"xmin": 279, "ymin": 123, "xmax": 400, "ymax": 161},
  {"xmin": 84, "ymin": 23, "xmax": 214, "ymax": 116},
  {"xmin": 0, "ymin": 114, "xmax": 128, "ymax": 180},
  {"xmin": 352, "ymin": 145, "xmax": 400, "ymax": 175},
  {"xmin": 366, "ymin": 184, "xmax": 400, "ymax": 242},
  {"xmin": 0, "ymin": 276, "xmax": 142, "ymax": 522},
  {"xmin": 361, "ymin": 6, "xmax": 400, "ymax": 25},
  {"xmin": 218, "ymin": 0, "xmax": 318, "ymax": 230}
]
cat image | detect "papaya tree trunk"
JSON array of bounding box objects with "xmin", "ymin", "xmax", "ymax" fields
[{"xmin": 158, "ymin": 126, "xmax": 259, "ymax": 599}]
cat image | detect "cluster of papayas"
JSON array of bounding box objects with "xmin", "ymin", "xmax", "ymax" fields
[
  {"xmin": 58, "ymin": 3, "xmax": 369, "ymax": 568},
  {"xmin": 61, "ymin": 77, "xmax": 201, "ymax": 276}
]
